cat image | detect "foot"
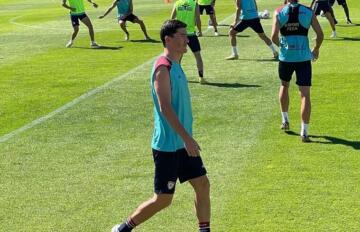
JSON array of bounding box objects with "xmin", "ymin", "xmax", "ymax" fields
[
  {"xmin": 301, "ymin": 135, "xmax": 311, "ymax": 143},
  {"xmin": 145, "ymin": 36, "xmax": 151, "ymax": 40},
  {"xmin": 214, "ymin": 32, "xmax": 219, "ymax": 36},
  {"xmin": 347, "ymin": 19, "xmax": 353, "ymax": 24},
  {"xmin": 225, "ymin": 54, "xmax": 239, "ymax": 60},
  {"xmin": 125, "ymin": 33, "xmax": 130, "ymax": 41},
  {"xmin": 91, "ymin": 42, "xmax": 100, "ymax": 49},
  {"xmin": 65, "ymin": 41, "xmax": 73, "ymax": 48},
  {"xmin": 273, "ymin": 51, "xmax": 279, "ymax": 60},
  {"xmin": 196, "ymin": 31, "xmax": 202, "ymax": 37},
  {"xmin": 281, "ymin": 121, "xmax": 290, "ymax": 131},
  {"xmin": 199, "ymin": 77, "xmax": 207, "ymax": 84},
  {"xmin": 111, "ymin": 224, "xmax": 120, "ymax": 232},
  {"xmin": 330, "ymin": 31, "xmax": 337, "ymax": 38}
]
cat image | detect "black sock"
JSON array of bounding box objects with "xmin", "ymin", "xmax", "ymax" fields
[
  {"xmin": 118, "ymin": 218, "xmax": 136, "ymax": 232},
  {"xmin": 198, "ymin": 70, "xmax": 203, "ymax": 78},
  {"xmin": 199, "ymin": 222, "xmax": 210, "ymax": 232}
]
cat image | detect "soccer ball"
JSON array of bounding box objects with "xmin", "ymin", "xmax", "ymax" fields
[{"xmin": 259, "ymin": 9, "xmax": 270, "ymax": 19}]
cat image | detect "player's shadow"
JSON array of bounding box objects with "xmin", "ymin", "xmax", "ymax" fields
[
  {"xmin": 285, "ymin": 131, "xmax": 360, "ymax": 150},
  {"xmin": 337, "ymin": 23, "xmax": 360, "ymax": 27},
  {"xmin": 188, "ymin": 81, "xmax": 260, "ymax": 88},
  {"xmin": 324, "ymin": 36, "xmax": 360, "ymax": 42},
  {"xmin": 239, "ymin": 58, "xmax": 278, "ymax": 62},
  {"xmin": 73, "ymin": 46, "xmax": 123, "ymax": 50},
  {"xmin": 130, "ymin": 39, "xmax": 161, "ymax": 43}
]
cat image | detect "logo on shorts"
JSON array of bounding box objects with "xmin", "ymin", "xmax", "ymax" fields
[{"xmin": 167, "ymin": 181, "xmax": 175, "ymax": 190}]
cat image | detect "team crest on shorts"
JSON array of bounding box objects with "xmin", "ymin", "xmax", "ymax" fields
[{"xmin": 167, "ymin": 181, "xmax": 175, "ymax": 190}]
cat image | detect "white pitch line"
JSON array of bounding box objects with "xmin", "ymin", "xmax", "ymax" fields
[{"xmin": 0, "ymin": 13, "xmax": 235, "ymax": 144}]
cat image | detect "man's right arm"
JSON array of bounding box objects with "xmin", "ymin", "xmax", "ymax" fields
[
  {"xmin": 310, "ymin": 0, "xmax": 315, "ymax": 9},
  {"xmin": 310, "ymin": 13, "xmax": 324, "ymax": 60},
  {"xmin": 271, "ymin": 10, "xmax": 280, "ymax": 46},
  {"xmin": 154, "ymin": 66, "xmax": 201, "ymax": 157},
  {"xmin": 170, "ymin": 6, "xmax": 176, "ymax": 19},
  {"xmin": 99, "ymin": 0, "xmax": 118, "ymax": 19},
  {"xmin": 62, "ymin": 0, "xmax": 75, "ymax": 11}
]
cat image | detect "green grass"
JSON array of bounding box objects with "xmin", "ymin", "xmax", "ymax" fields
[{"xmin": 1, "ymin": 0, "xmax": 360, "ymax": 231}]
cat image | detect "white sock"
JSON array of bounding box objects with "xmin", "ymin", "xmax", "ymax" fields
[
  {"xmin": 232, "ymin": 46, "xmax": 238, "ymax": 55},
  {"xmin": 301, "ymin": 123, "xmax": 309, "ymax": 136},
  {"xmin": 269, "ymin": 43, "xmax": 276, "ymax": 53},
  {"xmin": 281, "ymin": 112, "xmax": 289, "ymax": 123}
]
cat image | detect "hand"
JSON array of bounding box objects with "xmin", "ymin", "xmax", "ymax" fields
[
  {"xmin": 98, "ymin": 15, "xmax": 104, "ymax": 19},
  {"xmin": 311, "ymin": 48, "xmax": 319, "ymax": 61},
  {"xmin": 92, "ymin": 3, "xmax": 98, "ymax": 8},
  {"xmin": 184, "ymin": 136, "xmax": 201, "ymax": 157},
  {"xmin": 197, "ymin": 31, "xmax": 202, "ymax": 37}
]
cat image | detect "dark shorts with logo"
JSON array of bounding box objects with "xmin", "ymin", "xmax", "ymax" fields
[
  {"xmin": 70, "ymin": 13, "xmax": 88, "ymax": 27},
  {"xmin": 279, "ymin": 60, "xmax": 312, "ymax": 86},
  {"xmin": 152, "ymin": 148, "xmax": 207, "ymax": 194},
  {"xmin": 313, "ymin": 1, "xmax": 332, "ymax": 15},
  {"xmin": 329, "ymin": 0, "xmax": 346, "ymax": 6},
  {"xmin": 233, "ymin": 17, "xmax": 264, "ymax": 34},
  {"xmin": 199, "ymin": 5, "xmax": 215, "ymax": 15},
  {"xmin": 187, "ymin": 34, "xmax": 201, "ymax": 53},
  {"xmin": 118, "ymin": 13, "xmax": 138, "ymax": 23}
]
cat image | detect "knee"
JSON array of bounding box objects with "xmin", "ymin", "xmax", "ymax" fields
[
  {"xmin": 229, "ymin": 29, "xmax": 237, "ymax": 37},
  {"xmin": 196, "ymin": 177, "xmax": 211, "ymax": 195},
  {"xmin": 119, "ymin": 21, "xmax": 126, "ymax": 27},
  {"xmin": 73, "ymin": 26, "xmax": 79, "ymax": 33},
  {"xmin": 152, "ymin": 194, "xmax": 173, "ymax": 210}
]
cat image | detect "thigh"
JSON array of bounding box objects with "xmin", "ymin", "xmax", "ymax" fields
[
  {"xmin": 79, "ymin": 14, "xmax": 92, "ymax": 27},
  {"xmin": 199, "ymin": 5, "xmax": 206, "ymax": 15},
  {"xmin": 126, "ymin": 13, "xmax": 139, "ymax": 23},
  {"xmin": 249, "ymin": 18, "xmax": 264, "ymax": 34},
  {"xmin": 337, "ymin": 0, "xmax": 346, "ymax": 5},
  {"xmin": 187, "ymin": 35, "xmax": 201, "ymax": 53},
  {"xmin": 177, "ymin": 149, "xmax": 207, "ymax": 184},
  {"xmin": 295, "ymin": 61, "xmax": 312, "ymax": 86},
  {"xmin": 234, "ymin": 20, "xmax": 249, "ymax": 33},
  {"xmin": 205, "ymin": 5, "xmax": 214, "ymax": 15},
  {"xmin": 70, "ymin": 14, "xmax": 80, "ymax": 27},
  {"xmin": 152, "ymin": 149, "xmax": 179, "ymax": 194},
  {"xmin": 279, "ymin": 61, "xmax": 295, "ymax": 83}
]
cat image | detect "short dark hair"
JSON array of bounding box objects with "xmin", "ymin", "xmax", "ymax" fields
[{"xmin": 160, "ymin": 19, "xmax": 187, "ymax": 47}]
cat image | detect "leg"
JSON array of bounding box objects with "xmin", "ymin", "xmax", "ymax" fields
[
  {"xmin": 299, "ymin": 86, "xmax": 311, "ymax": 125},
  {"xmin": 130, "ymin": 193, "xmax": 173, "ymax": 225},
  {"xmin": 324, "ymin": 12, "xmax": 336, "ymax": 32},
  {"xmin": 193, "ymin": 51, "xmax": 206, "ymax": 83},
  {"xmin": 226, "ymin": 28, "xmax": 239, "ymax": 59},
  {"xmin": 329, "ymin": 7, "xmax": 338, "ymax": 24},
  {"xmin": 341, "ymin": 3, "xmax": 351, "ymax": 22},
  {"xmin": 71, "ymin": 25, "xmax": 79, "ymax": 41},
  {"xmin": 133, "ymin": 18, "xmax": 150, "ymax": 39},
  {"xmin": 279, "ymin": 81, "xmax": 290, "ymax": 114},
  {"xmin": 119, "ymin": 20, "xmax": 130, "ymax": 40},
  {"xmin": 258, "ymin": 32, "xmax": 278, "ymax": 58},
  {"xmin": 80, "ymin": 16, "xmax": 95, "ymax": 42},
  {"xmin": 189, "ymin": 175, "xmax": 211, "ymax": 228},
  {"xmin": 209, "ymin": 14, "xmax": 218, "ymax": 33}
]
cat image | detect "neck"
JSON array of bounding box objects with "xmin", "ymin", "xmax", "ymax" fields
[{"xmin": 163, "ymin": 48, "xmax": 182, "ymax": 63}]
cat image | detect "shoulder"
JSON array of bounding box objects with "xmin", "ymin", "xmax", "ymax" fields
[
  {"xmin": 299, "ymin": 4, "xmax": 312, "ymax": 12},
  {"xmin": 275, "ymin": 5, "xmax": 287, "ymax": 14},
  {"xmin": 154, "ymin": 56, "xmax": 172, "ymax": 73}
]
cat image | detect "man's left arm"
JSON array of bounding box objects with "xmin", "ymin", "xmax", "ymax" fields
[
  {"xmin": 87, "ymin": 0, "xmax": 98, "ymax": 8},
  {"xmin": 271, "ymin": 11, "xmax": 280, "ymax": 46}
]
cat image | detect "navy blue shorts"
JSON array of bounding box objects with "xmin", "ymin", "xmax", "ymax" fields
[
  {"xmin": 118, "ymin": 13, "xmax": 138, "ymax": 23},
  {"xmin": 233, "ymin": 18, "xmax": 264, "ymax": 34},
  {"xmin": 313, "ymin": 1, "xmax": 331, "ymax": 15},
  {"xmin": 152, "ymin": 148, "xmax": 207, "ymax": 194},
  {"xmin": 279, "ymin": 61, "xmax": 312, "ymax": 86},
  {"xmin": 329, "ymin": 0, "xmax": 346, "ymax": 6},
  {"xmin": 199, "ymin": 5, "xmax": 214, "ymax": 15},
  {"xmin": 70, "ymin": 13, "xmax": 88, "ymax": 27},
  {"xmin": 187, "ymin": 34, "xmax": 201, "ymax": 53}
]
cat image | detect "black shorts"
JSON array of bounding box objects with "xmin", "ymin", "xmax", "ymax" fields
[
  {"xmin": 70, "ymin": 13, "xmax": 87, "ymax": 27},
  {"xmin": 199, "ymin": 5, "xmax": 214, "ymax": 15},
  {"xmin": 313, "ymin": 1, "xmax": 331, "ymax": 15},
  {"xmin": 279, "ymin": 61, "xmax": 312, "ymax": 86},
  {"xmin": 187, "ymin": 34, "xmax": 201, "ymax": 53},
  {"xmin": 233, "ymin": 18, "xmax": 264, "ymax": 34},
  {"xmin": 152, "ymin": 148, "xmax": 207, "ymax": 194},
  {"xmin": 118, "ymin": 13, "xmax": 138, "ymax": 23},
  {"xmin": 329, "ymin": 0, "xmax": 346, "ymax": 6}
]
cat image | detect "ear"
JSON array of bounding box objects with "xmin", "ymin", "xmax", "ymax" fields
[{"xmin": 165, "ymin": 35, "xmax": 172, "ymax": 45}]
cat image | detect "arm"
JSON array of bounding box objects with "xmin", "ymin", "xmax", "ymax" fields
[
  {"xmin": 211, "ymin": 0, "xmax": 216, "ymax": 7},
  {"xmin": 271, "ymin": 10, "xmax": 280, "ymax": 46},
  {"xmin": 99, "ymin": 0, "xmax": 118, "ymax": 19},
  {"xmin": 310, "ymin": 0, "xmax": 315, "ymax": 9},
  {"xmin": 87, "ymin": 0, "xmax": 98, "ymax": 8},
  {"xmin": 129, "ymin": 0, "xmax": 133, "ymax": 14},
  {"xmin": 310, "ymin": 13, "xmax": 324, "ymax": 60},
  {"xmin": 154, "ymin": 66, "xmax": 201, "ymax": 157},
  {"xmin": 170, "ymin": 5, "xmax": 176, "ymax": 19},
  {"xmin": 195, "ymin": 3, "xmax": 202, "ymax": 35},
  {"xmin": 254, "ymin": 0, "xmax": 258, "ymax": 12},
  {"xmin": 234, "ymin": 0, "xmax": 241, "ymax": 26},
  {"xmin": 61, "ymin": 0, "xmax": 76, "ymax": 11}
]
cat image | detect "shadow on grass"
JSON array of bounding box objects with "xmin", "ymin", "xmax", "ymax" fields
[
  {"xmin": 188, "ymin": 81, "xmax": 260, "ymax": 88},
  {"xmin": 324, "ymin": 36, "xmax": 360, "ymax": 42},
  {"xmin": 130, "ymin": 39, "xmax": 161, "ymax": 43},
  {"xmin": 337, "ymin": 23, "xmax": 360, "ymax": 27},
  {"xmin": 239, "ymin": 58, "xmax": 278, "ymax": 62},
  {"xmin": 199, "ymin": 34, "xmax": 250, "ymax": 38},
  {"xmin": 73, "ymin": 46, "xmax": 123, "ymax": 50},
  {"xmin": 285, "ymin": 131, "xmax": 360, "ymax": 150}
]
